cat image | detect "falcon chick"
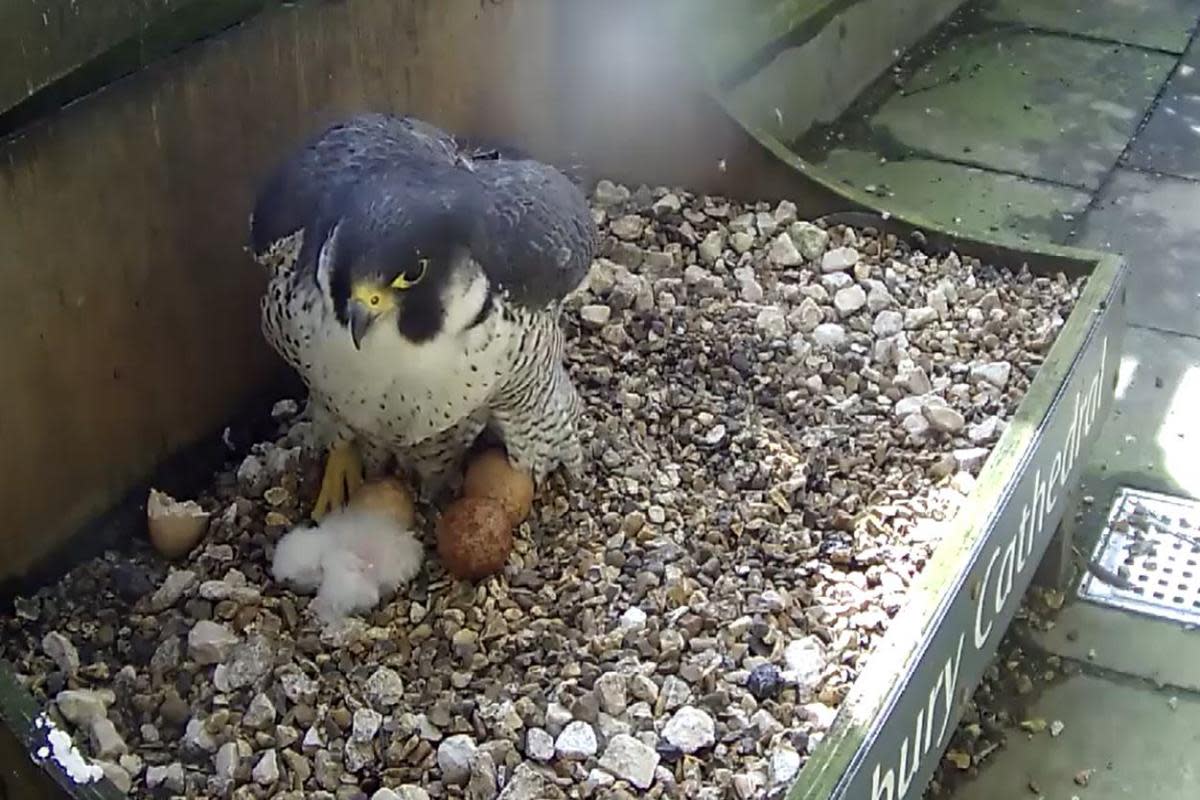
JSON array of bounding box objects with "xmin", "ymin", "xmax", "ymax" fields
[{"xmin": 249, "ymin": 114, "xmax": 596, "ymax": 519}]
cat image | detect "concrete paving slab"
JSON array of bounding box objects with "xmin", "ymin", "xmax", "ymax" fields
[
  {"xmin": 1069, "ymin": 326, "xmax": 1200, "ymax": 520},
  {"xmin": 1128, "ymin": 38, "xmax": 1200, "ymax": 179},
  {"xmin": 868, "ymin": 31, "xmax": 1173, "ymax": 189},
  {"xmin": 814, "ymin": 148, "xmax": 1091, "ymax": 242},
  {"xmin": 981, "ymin": 0, "xmax": 1200, "ymax": 53},
  {"xmin": 952, "ymin": 674, "xmax": 1200, "ymax": 800},
  {"xmin": 1037, "ymin": 601, "xmax": 1200, "ymax": 690},
  {"xmin": 1072, "ymin": 168, "xmax": 1200, "ymax": 337}
]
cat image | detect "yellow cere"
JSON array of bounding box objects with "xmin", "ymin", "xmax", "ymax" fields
[{"xmin": 391, "ymin": 258, "xmax": 428, "ymax": 290}]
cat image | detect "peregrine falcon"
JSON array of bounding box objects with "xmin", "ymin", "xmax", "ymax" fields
[{"xmin": 249, "ymin": 113, "xmax": 596, "ymax": 519}]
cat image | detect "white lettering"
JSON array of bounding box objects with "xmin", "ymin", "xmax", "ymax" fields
[
  {"xmin": 937, "ymin": 634, "xmax": 965, "ymax": 746},
  {"xmin": 1048, "ymin": 451, "xmax": 1063, "ymax": 511},
  {"xmin": 994, "ymin": 537, "xmax": 1017, "ymax": 614},
  {"xmin": 871, "ymin": 763, "xmax": 895, "ymax": 800},
  {"xmin": 897, "ymin": 715, "xmax": 924, "ymax": 796},
  {"xmin": 974, "ymin": 547, "xmax": 1001, "ymax": 648},
  {"xmin": 1016, "ymin": 504, "xmax": 1033, "ymax": 571},
  {"xmin": 924, "ymin": 668, "xmax": 945, "ymax": 754}
]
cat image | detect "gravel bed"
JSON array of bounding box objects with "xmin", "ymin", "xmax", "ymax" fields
[{"xmin": 2, "ymin": 180, "xmax": 1084, "ymax": 799}]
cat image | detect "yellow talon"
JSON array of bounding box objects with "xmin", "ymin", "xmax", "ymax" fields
[{"xmin": 311, "ymin": 441, "xmax": 365, "ymax": 521}]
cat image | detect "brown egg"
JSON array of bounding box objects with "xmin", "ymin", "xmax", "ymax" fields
[
  {"xmin": 147, "ymin": 488, "xmax": 210, "ymax": 559},
  {"xmin": 436, "ymin": 497, "xmax": 514, "ymax": 580},
  {"xmin": 348, "ymin": 478, "xmax": 417, "ymax": 528},
  {"xmin": 461, "ymin": 449, "xmax": 535, "ymax": 525}
]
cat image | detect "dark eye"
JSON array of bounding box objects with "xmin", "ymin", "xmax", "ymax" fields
[{"xmin": 391, "ymin": 258, "xmax": 429, "ymax": 290}]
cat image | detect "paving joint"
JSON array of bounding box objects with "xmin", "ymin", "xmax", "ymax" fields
[{"xmin": 1072, "ymin": 19, "xmax": 1200, "ymax": 230}]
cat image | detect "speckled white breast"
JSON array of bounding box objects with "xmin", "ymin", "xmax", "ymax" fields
[{"xmin": 261, "ymin": 269, "xmax": 520, "ymax": 448}]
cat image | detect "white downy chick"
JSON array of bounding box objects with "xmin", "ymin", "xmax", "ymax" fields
[{"xmin": 271, "ymin": 507, "xmax": 424, "ymax": 624}]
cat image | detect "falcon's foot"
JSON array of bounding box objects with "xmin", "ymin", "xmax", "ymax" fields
[{"xmin": 312, "ymin": 441, "xmax": 365, "ymax": 521}]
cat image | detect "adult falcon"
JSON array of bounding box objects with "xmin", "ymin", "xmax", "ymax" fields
[{"xmin": 249, "ymin": 113, "xmax": 596, "ymax": 519}]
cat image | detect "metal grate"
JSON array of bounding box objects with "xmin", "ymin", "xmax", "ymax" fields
[{"xmin": 1078, "ymin": 487, "xmax": 1200, "ymax": 625}]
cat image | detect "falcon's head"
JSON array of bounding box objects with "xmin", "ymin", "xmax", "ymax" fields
[{"xmin": 312, "ymin": 172, "xmax": 492, "ymax": 350}]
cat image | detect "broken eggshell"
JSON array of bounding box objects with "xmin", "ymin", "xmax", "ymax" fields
[
  {"xmin": 461, "ymin": 448, "xmax": 534, "ymax": 525},
  {"xmin": 435, "ymin": 497, "xmax": 514, "ymax": 581},
  {"xmin": 146, "ymin": 488, "xmax": 210, "ymax": 559}
]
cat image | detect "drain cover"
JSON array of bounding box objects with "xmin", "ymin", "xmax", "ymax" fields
[{"xmin": 1078, "ymin": 487, "xmax": 1200, "ymax": 625}]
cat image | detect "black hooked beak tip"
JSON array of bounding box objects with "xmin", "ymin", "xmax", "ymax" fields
[{"xmin": 349, "ymin": 301, "xmax": 374, "ymax": 350}]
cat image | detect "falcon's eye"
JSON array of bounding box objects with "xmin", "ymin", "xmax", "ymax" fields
[{"xmin": 391, "ymin": 258, "xmax": 429, "ymax": 290}]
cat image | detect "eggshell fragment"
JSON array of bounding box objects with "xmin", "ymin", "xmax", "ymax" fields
[
  {"xmin": 147, "ymin": 488, "xmax": 210, "ymax": 559},
  {"xmin": 435, "ymin": 497, "xmax": 514, "ymax": 580},
  {"xmin": 348, "ymin": 478, "xmax": 416, "ymax": 528},
  {"xmin": 461, "ymin": 449, "xmax": 534, "ymax": 525}
]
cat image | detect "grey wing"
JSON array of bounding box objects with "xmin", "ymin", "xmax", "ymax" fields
[
  {"xmin": 475, "ymin": 159, "xmax": 598, "ymax": 308},
  {"xmin": 249, "ymin": 113, "xmax": 459, "ymax": 259}
]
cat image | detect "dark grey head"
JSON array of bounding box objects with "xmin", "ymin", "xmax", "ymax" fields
[{"xmin": 313, "ymin": 167, "xmax": 491, "ymax": 349}]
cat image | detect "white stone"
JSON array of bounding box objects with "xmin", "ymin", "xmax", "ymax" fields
[
  {"xmin": 788, "ymin": 222, "xmax": 829, "ymax": 260},
  {"xmin": 833, "ymin": 285, "xmax": 867, "ymax": 317},
  {"xmin": 213, "ymin": 740, "xmax": 239, "ymax": 786},
  {"xmin": 365, "ymin": 666, "xmax": 405, "ymax": 709},
  {"xmin": 659, "ymin": 675, "xmax": 692, "ymax": 710},
  {"xmin": 55, "ymin": 689, "xmax": 110, "ymax": 727},
  {"xmin": 498, "ymin": 763, "xmax": 548, "ymax": 800},
  {"xmin": 188, "ymin": 620, "xmax": 239, "ymax": 665},
  {"xmin": 821, "ymin": 246, "xmax": 859, "ymax": 273},
  {"xmin": 662, "ymin": 706, "xmax": 715, "ymax": 754},
  {"xmin": 599, "ymin": 733, "xmax": 660, "ymax": 789},
  {"xmin": 545, "ymin": 702, "xmax": 573, "ymax": 736},
  {"xmin": 739, "ymin": 276, "xmax": 764, "ymax": 302},
  {"xmin": 866, "ymin": 284, "xmax": 895, "ymax": 312},
  {"xmin": 755, "ymin": 307, "xmax": 788, "ymax": 339},
  {"xmin": 619, "ymin": 607, "xmax": 647, "ymax": 631},
  {"xmin": 905, "ymin": 306, "xmax": 938, "ymax": 329},
  {"xmin": 243, "ymin": 693, "xmax": 276, "ymax": 730},
  {"xmin": 971, "ymin": 361, "xmax": 1012, "ymax": 388},
  {"xmin": 580, "ymin": 304, "xmax": 612, "ymax": 329},
  {"xmin": 42, "ymin": 631, "xmax": 80, "ymax": 675},
  {"xmin": 923, "ymin": 404, "xmax": 966, "ymax": 434},
  {"xmin": 595, "ymin": 672, "xmax": 628, "ymax": 716},
  {"xmin": 790, "ymin": 297, "xmax": 824, "ymax": 333},
  {"xmin": 184, "ymin": 717, "xmax": 218, "ymax": 753},
  {"xmin": 820, "ymin": 271, "xmax": 854, "ymax": 293},
  {"xmin": 253, "ymin": 750, "xmax": 280, "ymax": 785},
  {"xmin": 873, "ymin": 310, "xmax": 904, "ymax": 338},
  {"xmin": 555, "ymin": 720, "xmax": 598, "ymax": 759},
  {"xmin": 901, "ymin": 413, "xmax": 932, "ymax": 438},
  {"xmin": 769, "ymin": 746, "xmax": 802, "ymax": 787},
  {"xmin": 774, "ymin": 201, "xmax": 798, "ymax": 226},
  {"xmin": 585, "ymin": 768, "xmax": 616, "ymax": 795},
  {"xmin": 968, "ymin": 416, "xmax": 1004, "ymax": 444},
  {"xmin": 783, "ymin": 636, "xmax": 827, "ymax": 689},
  {"xmin": 954, "ymin": 447, "xmax": 991, "ymax": 473},
  {"xmin": 756, "ymin": 211, "xmax": 779, "ymax": 238},
  {"xmin": 90, "ymin": 718, "xmax": 128, "ymax": 760},
  {"xmin": 145, "ymin": 763, "xmax": 185, "ymax": 792},
  {"xmin": 698, "ymin": 230, "xmax": 725, "ymax": 264},
  {"xmin": 769, "ymin": 233, "xmax": 803, "ymax": 267},
  {"xmin": 352, "ymin": 708, "xmax": 383, "ymax": 742},
  {"xmin": 896, "ymin": 363, "xmax": 933, "ymax": 395},
  {"xmin": 812, "ymin": 323, "xmax": 847, "ymax": 350},
  {"xmin": 803, "ymin": 702, "xmax": 838, "ymax": 730},
  {"xmin": 611, "ymin": 214, "xmax": 644, "ymax": 241},
  {"xmin": 149, "ymin": 569, "xmax": 197, "ymax": 612},
  {"xmin": 438, "ymin": 734, "xmax": 478, "ymax": 785},
  {"xmin": 652, "ymin": 193, "xmax": 682, "ymax": 215},
  {"xmin": 525, "ymin": 727, "xmax": 555, "ymax": 762},
  {"xmin": 731, "ymin": 231, "xmax": 756, "ymax": 254}
]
